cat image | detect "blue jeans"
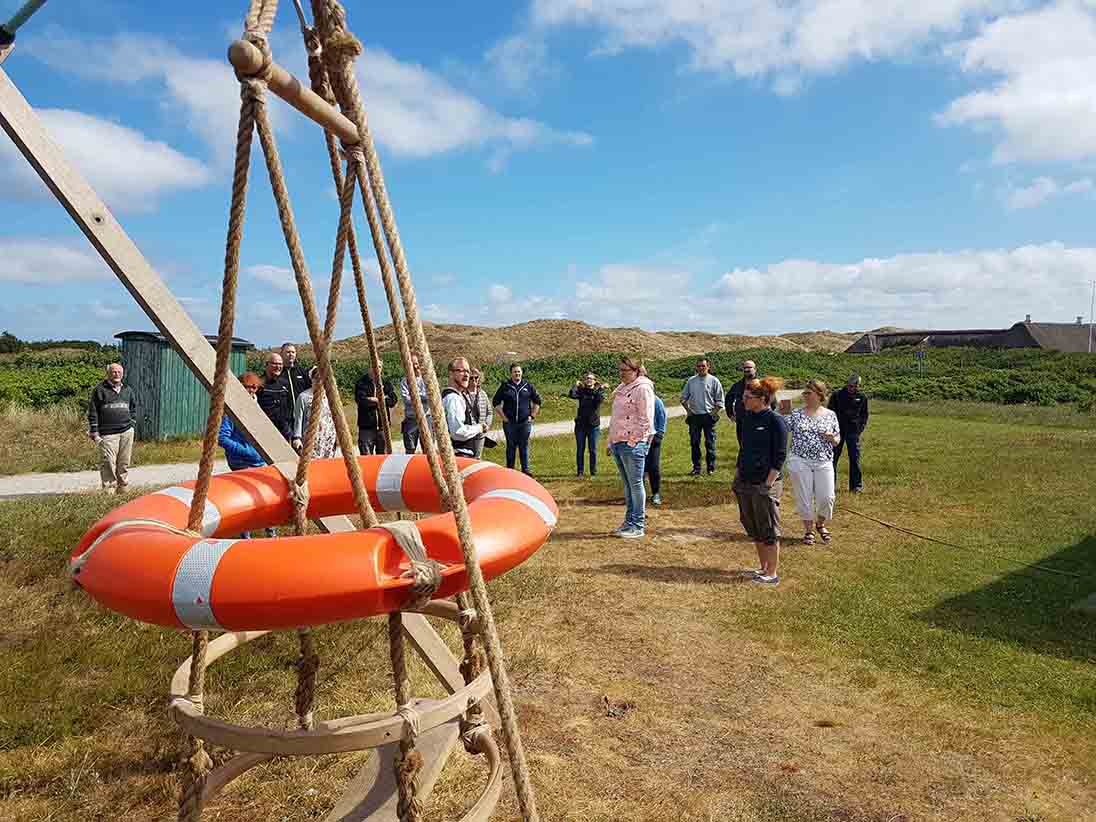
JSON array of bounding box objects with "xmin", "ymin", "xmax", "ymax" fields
[
  {"xmin": 504, "ymin": 420, "xmax": 533, "ymax": 472},
  {"xmin": 575, "ymin": 425, "xmax": 600, "ymax": 475},
  {"xmin": 612, "ymin": 441, "xmax": 649, "ymax": 530}
]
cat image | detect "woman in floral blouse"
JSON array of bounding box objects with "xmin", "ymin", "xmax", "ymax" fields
[{"xmin": 786, "ymin": 379, "xmax": 840, "ymax": 544}]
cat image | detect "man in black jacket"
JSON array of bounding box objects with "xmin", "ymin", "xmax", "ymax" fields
[
  {"xmin": 829, "ymin": 374, "xmax": 869, "ymax": 492},
  {"xmin": 727, "ymin": 359, "xmax": 776, "ymax": 444},
  {"xmin": 257, "ymin": 353, "xmax": 293, "ymax": 441},
  {"xmin": 354, "ymin": 366, "xmax": 397, "ymax": 454},
  {"xmin": 87, "ymin": 362, "xmax": 136, "ymax": 492},
  {"xmin": 492, "ymin": 363, "xmax": 541, "ymax": 474},
  {"xmin": 280, "ymin": 342, "xmax": 310, "ymax": 407}
]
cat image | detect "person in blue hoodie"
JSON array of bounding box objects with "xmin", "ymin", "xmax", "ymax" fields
[
  {"xmin": 643, "ymin": 376, "xmax": 668, "ymax": 505},
  {"xmin": 218, "ymin": 372, "xmax": 275, "ymax": 538}
]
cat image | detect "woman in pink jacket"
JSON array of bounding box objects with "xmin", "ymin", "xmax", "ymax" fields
[{"xmin": 607, "ymin": 356, "xmax": 656, "ymax": 538}]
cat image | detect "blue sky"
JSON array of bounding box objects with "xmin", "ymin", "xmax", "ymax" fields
[{"xmin": 1, "ymin": 0, "xmax": 1095, "ymax": 346}]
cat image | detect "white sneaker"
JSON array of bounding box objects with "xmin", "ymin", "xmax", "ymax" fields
[{"xmin": 618, "ymin": 527, "xmax": 645, "ymax": 539}]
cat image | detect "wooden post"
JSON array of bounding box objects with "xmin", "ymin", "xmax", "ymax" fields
[
  {"xmin": 0, "ymin": 41, "xmax": 14, "ymax": 65},
  {"xmin": 0, "ymin": 65, "xmax": 464, "ymax": 694},
  {"xmin": 228, "ymin": 39, "xmax": 360, "ymax": 145}
]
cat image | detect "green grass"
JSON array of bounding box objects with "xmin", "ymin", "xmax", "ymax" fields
[
  {"xmin": 1, "ymin": 403, "xmax": 1095, "ymax": 818},
  {"xmin": 480, "ymin": 406, "xmax": 1096, "ymax": 726}
]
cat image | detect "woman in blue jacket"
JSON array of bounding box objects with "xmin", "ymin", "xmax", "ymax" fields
[
  {"xmin": 644, "ymin": 392, "xmax": 667, "ymax": 505},
  {"xmin": 217, "ymin": 372, "xmax": 275, "ymax": 538}
]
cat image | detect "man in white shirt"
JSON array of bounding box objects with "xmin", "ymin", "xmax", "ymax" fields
[
  {"xmin": 680, "ymin": 357, "xmax": 725, "ymax": 475},
  {"xmin": 442, "ymin": 357, "xmax": 489, "ymax": 457}
]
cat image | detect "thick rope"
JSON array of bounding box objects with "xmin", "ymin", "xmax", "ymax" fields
[
  {"xmin": 388, "ymin": 612, "xmax": 424, "ymax": 822},
  {"xmin": 456, "ymin": 592, "xmax": 490, "ymax": 756},
  {"xmin": 312, "ymin": 3, "xmax": 540, "ymax": 818},
  {"xmin": 300, "ymin": 32, "xmax": 392, "ymax": 453},
  {"xmin": 250, "ymin": 76, "xmax": 379, "ymax": 533},
  {"xmin": 295, "ymin": 627, "xmax": 320, "ymax": 730},
  {"xmin": 178, "ymin": 630, "xmax": 211, "ymax": 822},
  {"xmin": 378, "ymin": 520, "xmax": 444, "ymax": 611},
  {"xmin": 308, "ymin": 4, "xmax": 450, "ymax": 506},
  {"xmin": 176, "ymin": 60, "xmax": 264, "ymax": 822}
]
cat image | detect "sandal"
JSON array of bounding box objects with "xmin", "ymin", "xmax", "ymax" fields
[
  {"xmin": 817, "ymin": 526, "xmax": 832, "ymax": 544},
  {"xmin": 803, "ymin": 531, "xmax": 815, "ymax": 545}
]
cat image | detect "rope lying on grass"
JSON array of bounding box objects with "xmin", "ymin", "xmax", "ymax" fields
[{"xmin": 844, "ymin": 508, "xmax": 1084, "ymax": 579}]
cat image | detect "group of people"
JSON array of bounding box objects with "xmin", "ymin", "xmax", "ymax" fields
[
  {"xmin": 567, "ymin": 356, "xmax": 869, "ymax": 586},
  {"xmin": 86, "ymin": 346, "xmax": 870, "ymax": 581}
]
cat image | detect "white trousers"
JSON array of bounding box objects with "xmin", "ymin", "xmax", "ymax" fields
[{"xmin": 786, "ymin": 454, "xmax": 835, "ymax": 522}]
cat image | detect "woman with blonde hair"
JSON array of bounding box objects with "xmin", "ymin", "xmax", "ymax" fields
[
  {"xmin": 733, "ymin": 376, "xmax": 787, "ymax": 584},
  {"xmin": 607, "ymin": 356, "xmax": 656, "ymax": 538},
  {"xmin": 292, "ymin": 367, "xmax": 338, "ymax": 459},
  {"xmin": 786, "ymin": 379, "xmax": 840, "ymax": 544}
]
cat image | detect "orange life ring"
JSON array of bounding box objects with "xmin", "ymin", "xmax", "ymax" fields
[{"xmin": 70, "ymin": 455, "xmax": 558, "ymax": 631}]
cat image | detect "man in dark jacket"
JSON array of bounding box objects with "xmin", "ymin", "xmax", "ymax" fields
[
  {"xmin": 257, "ymin": 353, "xmax": 293, "ymax": 441},
  {"xmin": 87, "ymin": 362, "xmax": 137, "ymax": 492},
  {"xmin": 280, "ymin": 342, "xmax": 310, "ymax": 407},
  {"xmin": 354, "ymin": 365, "xmax": 397, "ymax": 454},
  {"xmin": 492, "ymin": 363, "xmax": 541, "ymax": 474},
  {"xmin": 830, "ymin": 374, "xmax": 869, "ymax": 493},
  {"xmin": 727, "ymin": 359, "xmax": 776, "ymax": 444}
]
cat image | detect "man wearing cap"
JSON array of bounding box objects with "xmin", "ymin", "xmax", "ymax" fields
[{"xmin": 829, "ymin": 374, "xmax": 869, "ymax": 493}]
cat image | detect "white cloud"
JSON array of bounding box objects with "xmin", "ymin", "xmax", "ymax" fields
[
  {"xmin": 0, "ymin": 109, "xmax": 211, "ymax": 212},
  {"xmin": 246, "ymin": 264, "xmax": 297, "ymax": 292},
  {"xmin": 27, "ymin": 27, "xmax": 592, "ymax": 167},
  {"xmin": 487, "ymin": 284, "xmax": 513, "ymax": 303},
  {"xmin": 25, "ymin": 30, "xmax": 253, "ymax": 164},
  {"xmin": 355, "ymin": 47, "xmax": 594, "ymax": 159},
  {"xmin": 531, "ymin": 0, "xmax": 1011, "ymax": 81},
  {"xmin": 485, "ymin": 34, "xmax": 557, "ymax": 93},
  {"xmin": 1005, "ymin": 176, "xmax": 1094, "ymax": 209},
  {"xmin": 416, "ymin": 243, "xmax": 1096, "ymax": 334},
  {"xmin": 0, "ymin": 239, "xmax": 111, "ymax": 283},
  {"xmin": 939, "ymin": 1, "xmax": 1096, "ymax": 163}
]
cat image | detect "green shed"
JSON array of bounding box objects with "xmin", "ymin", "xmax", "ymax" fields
[{"xmin": 116, "ymin": 331, "xmax": 253, "ymax": 441}]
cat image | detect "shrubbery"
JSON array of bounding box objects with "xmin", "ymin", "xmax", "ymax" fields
[{"xmin": 7, "ymin": 344, "xmax": 1096, "ymax": 409}]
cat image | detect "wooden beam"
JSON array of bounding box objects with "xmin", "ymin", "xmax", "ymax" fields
[
  {"xmin": 228, "ymin": 39, "xmax": 360, "ymax": 145},
  {"xmin": 0, "ymin": 40, "xmax": 14, "ymax": 65},
  {"xmin": 0, "ymin": 64, "xmax": 463, "ymax": 691}
]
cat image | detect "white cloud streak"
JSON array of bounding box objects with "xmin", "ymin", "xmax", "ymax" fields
[
  {"xmin": 355, "ymin": 47, "xmax": 593, "ymax": 160},
  {"xmin": 939, "ymin": 1, "xmax": 1096, "ymax": 164},
  {"xmin": 0, "ymin": 238, "xmax": 111, "ymax": 284},
  {"xmin": 0, "ymin": 109, "xmax": 211, "ymax": 212},
  {"xmin": 1005, "ymin": 176, "xmax": 1093, "ymax": 209},
  {"xmin": 424, "ymin": 243, "xmax": 1096, "ymax": 334},
  {"xmin": 531, "ymin": 0, "xmax": 1012, "ymax": 80}
]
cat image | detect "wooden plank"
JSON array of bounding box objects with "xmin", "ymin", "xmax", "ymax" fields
[
  {"xmin": 323, "ymin": 703, "xmax": 459, "ymax": 822},
  {"xmin": 0, "ymin": 41, "xmax": 13, "ymax": 65},
  {"xmin": 0, "ymin": 65, "xmax": 463, "ymax": 704}
]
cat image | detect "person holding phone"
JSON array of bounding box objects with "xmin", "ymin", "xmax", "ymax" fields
[{"xmin": 569, "ymin": 372, "xmax": 605, "ymax": 476}]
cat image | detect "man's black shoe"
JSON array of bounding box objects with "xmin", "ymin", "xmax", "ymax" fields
[{"xmin": 690, "ymin": 468, "xmax": 701, "ymax": 476}]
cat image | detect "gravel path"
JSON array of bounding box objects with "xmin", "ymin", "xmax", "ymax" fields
[{"xmin": 0, "ymin": 391, "xmax": 798, "ymax": 499}]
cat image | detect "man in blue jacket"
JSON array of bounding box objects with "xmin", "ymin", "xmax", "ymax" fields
[
  {"xmin": 217, "ymin": 372, "xmax": 275, "ymax": 538},
  {"xmin": 492, "ymin": 363, "xmax": 542, "ymax": 474}
]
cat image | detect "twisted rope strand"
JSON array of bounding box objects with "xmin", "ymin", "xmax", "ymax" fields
[{"xmin": 311, "ymin": 3, "xmax": 540, "ymax": 819}]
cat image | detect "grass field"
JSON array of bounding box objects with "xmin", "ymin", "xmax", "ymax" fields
[{"xmin": 1, "ymin": 405, "xmax": 1094, "ymax": 820}]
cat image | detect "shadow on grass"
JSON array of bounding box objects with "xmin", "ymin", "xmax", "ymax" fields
[
  {"xmin": 916, "ymin": 534, "xmax": 1096, "ymax": 663},
  {"xmin": 583, "ymin": 562, "xmax": 757, "ymax": 585}
]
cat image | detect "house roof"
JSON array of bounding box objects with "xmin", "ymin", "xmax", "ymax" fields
[
  {"xmin": 1014, "ymin": 322, "xmax": 1095, "ymax": 353},
  {"xmin": 115, "ymin": 331, "xmax": 253, "ymax": 349}
]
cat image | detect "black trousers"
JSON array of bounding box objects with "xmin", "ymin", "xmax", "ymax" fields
[
  {"xmin": 687, "ymin": 413, "xmax": 717, "ymax": 471},
  {"xmin": 833, "ymin": 427, "xmax": 863, "ymax": 490},
  {"xmin": 644, "ymin": 433, "xmax": 663, "ymax": 494}
]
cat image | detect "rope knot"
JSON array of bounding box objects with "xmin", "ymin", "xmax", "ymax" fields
[
  {"xmin": 303, "ymin": 28, "xmax": 323, "ymax": 58},
  {"xmin": 396, "ymin": 702, "xmax": 422, "ymax": 740},
  {"xmin": 236, "ymin": 31, "xmax": 274, "ymax": 85},
  {"xmin": 321, "ymin": 28, "xmax": 362, "ymax": 65},
  {"xmin": 291, "ymin": 480, "xmax": 311, "ymax": 512},
  {"xmin": 340, "ymin": 142, "xmax": 365, "ymax": 166},
  {"xmin": 459, "ymin": 711, "xmax": 492, "ymax": 755},
  {"xmin": 458, "ymin": 607, "xmax": 479, "ymax": 633},
  {"xmin": 400, "ymin": 559, "xmax": 443, "ymax": 611}
]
